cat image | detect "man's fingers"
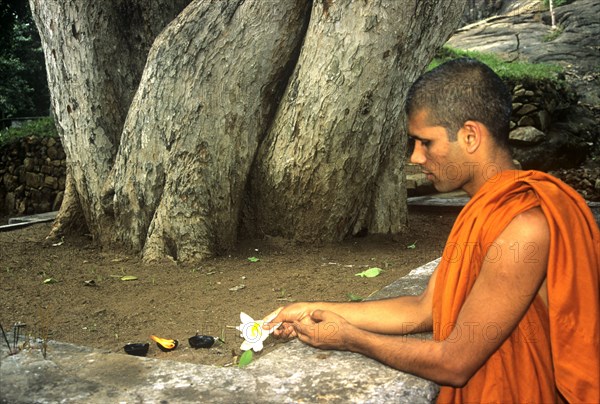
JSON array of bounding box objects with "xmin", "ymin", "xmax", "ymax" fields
[
  {"xmin": 262, "ymin": 307, "xmax": 283, "ymax": 330},
  {"xmin": 274, "ymin": 323, "xmax": 297, "ymax": 339},
  {"xmin": 270, "ymin": 321, "xmax": 298, "ymax": 339},
  {"xmin": 292, "ymin": 320, "xmax": 305, "ymax": 337},
  {"xmin": 310, "ymin": 309, "xmax": 326, "ymax": 321}
]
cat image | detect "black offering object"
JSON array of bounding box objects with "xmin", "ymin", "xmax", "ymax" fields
[
  {"xmin": 188, "ymin": 335, "xmax": 217, "ymax": 349},
  {"xmin": 124, "ymin": 343, "xmax": 150, "ymax": 357}
]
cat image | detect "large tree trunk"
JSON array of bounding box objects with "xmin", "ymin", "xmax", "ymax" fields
[
  {"xmin": 105, "ymin": 0, "xmax": 311, "ymax": 261},
  {"xmin": 246, "ymin": 0, "xmax": 466, "ymax": 241},
  {"xmin": 29, "ymin": 0, "xmax": 192, "ymax": 239},
  {"xmin": 31, "ymin": 0, "xmax": 466, "ymax": 263}
]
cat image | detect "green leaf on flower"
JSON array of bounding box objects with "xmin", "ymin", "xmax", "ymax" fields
[
  {"xmin": 247, "ymin": 257, "xmax": 260, "ymax": 263},
  {"xmin": 120, "ymin": 275, "xmax": 138, "ymax": 281},
  {"xmin": 355, "ymin": 267, "xmax": 382, "ymax": 278},
  {"xmin": 238, "ymin": 350, "xmax": 253, "ymax": 368}
]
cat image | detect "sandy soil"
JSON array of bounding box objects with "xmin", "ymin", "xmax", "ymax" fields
[{"xmin": 0, "ymin": 207, "xmax": 457, "ymax": 366}]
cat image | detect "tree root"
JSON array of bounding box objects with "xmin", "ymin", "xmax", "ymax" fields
[{"xmin": 46, "ymin": 171, "xmax": 87, "ymax": 241}]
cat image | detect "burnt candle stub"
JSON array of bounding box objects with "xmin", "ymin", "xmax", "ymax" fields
[
  {"xmin": 188, "ymin": 335, "xmax": 216, "ymax": 349},
  {"xmin": 123, "ymin": 343, "xmax": 149, "ymax": 357}
]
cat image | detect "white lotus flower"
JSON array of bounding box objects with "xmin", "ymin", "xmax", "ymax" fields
[{"xmin": 236, "ymin": 311, "xmax": 280, "ymax": 352}]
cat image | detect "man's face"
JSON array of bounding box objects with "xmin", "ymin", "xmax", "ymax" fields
[{"xmin": 407, "ymin": 110, "xmax": 467, "ymax": 193}]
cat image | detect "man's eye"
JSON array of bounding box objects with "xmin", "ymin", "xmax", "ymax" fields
[
  {"xmin": 407, "ymin": 137, "xmax": 416, "ymax": 157},
  {"xmin": 420, "ymin": 140, "xmax": 430, "ymax": 147}
]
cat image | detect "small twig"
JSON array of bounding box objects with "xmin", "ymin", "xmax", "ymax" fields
[
  {"xmin": 0, "ymin": 323, "xmax": 13, "ymax": 353},
  {"xmin": 41, "ymin": 338, "xmax": 48, "ymax": 359},
  {"xmin": 13, "ymin": 323, "xmax": 26, "ymax": 352}
]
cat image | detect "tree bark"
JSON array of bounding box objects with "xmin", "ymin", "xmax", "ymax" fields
[
  {"xmin": 246, "ymin": 0, "xmax": 466, "ymax": 242},
  {"xmin": 29, "ymin": 0, "xmax": 192, "ymax": 239},
  {"xmin": 46, "ymin": 168, "xmax": 86, "ymax": 240},
  {"xmin": 31, "ymin": 0, "xmax": 466, "ymax": 263},
  {"xmin": 104, "ymin": 0, "xmax": 311, "ymax": 261}
]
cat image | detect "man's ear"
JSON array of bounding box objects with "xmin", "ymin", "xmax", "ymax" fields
[{"xmin": 460, "ymin": 120, "xmax": 482, "ymax": 153}]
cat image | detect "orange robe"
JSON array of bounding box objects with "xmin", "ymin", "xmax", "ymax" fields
[{"xmin": 432, "ymin": 170, "xmax": 600, "ymax": 403}]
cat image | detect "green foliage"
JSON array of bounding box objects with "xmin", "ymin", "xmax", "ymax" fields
[
  {"xmin": 0, "ymin": 116, "xmax": 57, "ymax": 147},
  {"xmin": 0, "ymin": 1, "xmax": 50, "ymax": 120},
  {"xmin": 0, "ymin": 55, "xmax": 34, "ymax": 118},
  {"xmin": 541, "ymin": 0, "xmax": 570, "ymax": 8},
  {"xmin": 355, "ymin": 267, "xmax": 382, "ymax": 278},
  {"xmin": 347, "ymin": 293, "xmax": 364, "ymax": 302},
  {"xmin": 238, "ymin": 350, "xmax": 253, "ymax": 368},
  {"xmin": 430, "ymin": 47, "xmax": 562, "ymax": 82},
  {"xmin": 543, "ymin": 26, "xmax": 563, "ymax": 42}
]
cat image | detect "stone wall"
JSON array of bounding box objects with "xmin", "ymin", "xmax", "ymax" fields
[
  {"xmin": 463, "ymin": 0, "xmax": 505, "ymax": 24},
  {"xmin": 508, "ymin": 78, "xmax": 594, "ymax": 171},
  {"xmin": 0, "ymin": 135, "xmax": 66, "ymax": 216}
]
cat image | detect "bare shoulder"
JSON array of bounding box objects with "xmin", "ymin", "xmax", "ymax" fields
[
  {"xmin": 502, "ymin": 206, "xmax": 550, "ymax": 245},
  {"xmin": 486, "ymin": 206, "xmax": 550, "ymax": 284}
]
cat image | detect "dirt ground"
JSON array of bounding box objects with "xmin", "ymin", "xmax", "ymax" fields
[{"xmin": 0, "ymin": 207, "xmax": 456, "ymax": 367}]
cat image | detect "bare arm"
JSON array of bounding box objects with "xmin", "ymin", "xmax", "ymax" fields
[
  {"xmin": 268, "ymin": 267, "xmax": 439, "ymax": 337},
  {"xmin": 291, "ymin": 208, "xmax": 550, "ymax": 386}
]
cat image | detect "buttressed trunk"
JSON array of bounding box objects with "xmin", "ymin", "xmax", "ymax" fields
[
  {"xmin": 246, "ymin": 0, "xmax": 465, "ymax": 241},
  {"xmin": 29, "ymin": 0, "xmax": 192, "ymax": 240},
  {"xmin": 105, "ymin": 0, "xmax": 312, "ymax": 261},
  {"xmin": 31, "ymin": 0, "xmax": 466, "ymax": 263}
]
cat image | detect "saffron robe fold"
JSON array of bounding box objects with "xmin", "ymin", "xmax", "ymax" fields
[{"xmin": 433, "ymin": 170, "xmax": 600, "ymax": 403}]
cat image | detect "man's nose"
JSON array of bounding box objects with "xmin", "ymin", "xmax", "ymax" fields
[{"xmin": 410, "ymin": 142, "xmax": 426, "ymax": 165}]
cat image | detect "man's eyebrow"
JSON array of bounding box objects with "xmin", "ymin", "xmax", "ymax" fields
[{"xmin": 408, "ymin": 133, "xmax": 426, "ymax": 141}]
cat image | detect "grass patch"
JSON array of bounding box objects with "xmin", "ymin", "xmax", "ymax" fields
[
  {"xmin": 541, "ymin": 0, "xmax": 570, "ymax": 8},
  {"xmin": 430, "ymin": 46, "xmax": 563, "ymax": 82},
  {"xmin": 543, "ymin": 26, "xmax": 563, "ymax": 42},
  {"xmin": 0, "ymin": 116, "xmax": 57, "ymax": 147}
]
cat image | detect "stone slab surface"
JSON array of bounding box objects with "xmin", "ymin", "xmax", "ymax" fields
[
  {"xmin": 8, "ymin": 211, "xmax": 58, "ymax": 224},
  {"xmin": 0, "ymin": 260, "xmax": 440, "ymax": 404},
  {"xmin": 372, "ymin": 258, "xmax": 439, "ymax": 299},
  {"xmin": 0, "ymin": 211, "xmax": 58, "ymax": 232},
  {"xmin": 409, "ymin": 194, "xmax": 600, "ymax": 227}
]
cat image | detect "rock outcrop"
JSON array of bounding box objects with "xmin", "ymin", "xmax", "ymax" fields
[
  {"xmin": 450, "ymin": 0, "xmax": 599, "ymax": 76},
  {"xmin": 448, "ymin": 0, "xmax": 599, "ymax": 170}
]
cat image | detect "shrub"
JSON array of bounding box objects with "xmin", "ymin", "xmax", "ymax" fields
[
  {"xmin": 0, "ymin": 116, "xmax": 57, "ymax": 147},
  {"xmin": 430, "ymin": 46, "xmax": 563, "ymax": 82}
]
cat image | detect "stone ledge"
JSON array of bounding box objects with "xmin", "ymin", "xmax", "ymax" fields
[
  {"xmin": 0, "ymin": 259, "xmax": 440, "ymax": 403},
  {"xmin": 0, "ymin": 211, "xmax": 58, "ymax": 232},
  {"xmin": 371, "ymin": 257, "xmax": 439, "ymax": 299},
  {"xmin": 7, "ymin": 211, "xmax": 58, "ymax": 224}
]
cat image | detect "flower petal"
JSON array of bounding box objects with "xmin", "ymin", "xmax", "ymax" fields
[
  {"xmin": 240, "ymin": 340, "xmax": 253, "ymax": 351},
  {"xmin": 252, "ymin": 340, "xmax": 264, "ymax": 352},
  {"xmin": 240, "ymin": 312, "xmax": 254, "ymax": 324},
  {"xmin": 265, "ymin": 322, "xmax": 282, "ymax": 335}
]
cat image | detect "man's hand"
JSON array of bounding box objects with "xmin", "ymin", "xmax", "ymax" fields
[
  {"xmin": 262, "ymin": 303, "xmax": 317, "ymax": 339},
  {"xmin": 293, "ymin": 309, "xmax": 356, "ymax": 350}
]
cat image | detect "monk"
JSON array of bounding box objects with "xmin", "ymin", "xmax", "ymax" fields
[{"xmin": 264, "ymin": 58, "xmax": 600, "ymax": 403}]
